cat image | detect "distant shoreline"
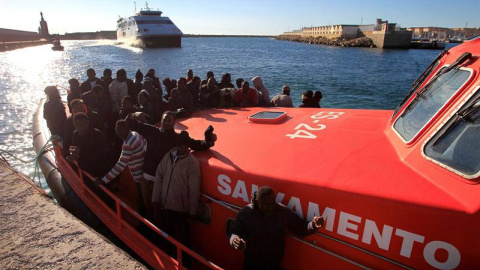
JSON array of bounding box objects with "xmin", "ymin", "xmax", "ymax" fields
[{"xmin": 58, "ymin": 31, "xmax": 273, "ymax": 40}]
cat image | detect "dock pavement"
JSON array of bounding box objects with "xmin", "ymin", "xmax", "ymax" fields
[{"xmin": 0, "ymin": 161, "xmax": 147, "ymax": 269}]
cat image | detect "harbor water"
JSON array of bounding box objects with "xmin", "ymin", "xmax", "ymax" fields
[{"xmin": 0, "ymin": 37, "xmax": 457, "ymax": 185}]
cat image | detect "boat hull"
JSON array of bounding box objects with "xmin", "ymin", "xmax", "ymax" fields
[
  {"xmin": 118, "ymin": 35, "xmax": 181, "ymax": 48},
  {"xmin": 410, "ymin": 41, "xmax": 446, "ymax": 49}
]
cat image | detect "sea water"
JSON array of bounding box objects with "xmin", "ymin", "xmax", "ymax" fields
[{"xmin": 0, "ymin": 37, "xmax": 457, "ymax": 183}]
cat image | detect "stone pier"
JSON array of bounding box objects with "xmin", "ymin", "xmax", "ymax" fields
[{"xmin": 0, "ymin": 161, "xmax": 146, "ymax": 269}]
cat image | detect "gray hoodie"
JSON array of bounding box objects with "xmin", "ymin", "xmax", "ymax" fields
[{"xmin": 252, "ymin": 76, "xmax": 270, "ymax": 106}]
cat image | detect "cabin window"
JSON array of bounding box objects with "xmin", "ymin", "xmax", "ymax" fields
[
  {"xmin": 136, "ymin": 20, "xmax": 173, "ymax": 25},
  {"xmin": 394, "ymin": 68, "xmax": 471, "ymax": 142},
  {"xmin": 424, "ymin": 93, "xmax": 480, "ymax": 177},
  {"xmin": 392, "ymin": 60, "xmax": 440, "ymax": 118}
]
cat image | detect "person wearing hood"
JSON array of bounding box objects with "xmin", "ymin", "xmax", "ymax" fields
[{"xmin": 252, "ymin": 76, "xmax": 270, "ymax": 107}]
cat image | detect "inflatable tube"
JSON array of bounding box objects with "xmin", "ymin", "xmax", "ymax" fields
[{"xmin": 32, "ymin": 99, "xmax": 103, "ymax": 227}]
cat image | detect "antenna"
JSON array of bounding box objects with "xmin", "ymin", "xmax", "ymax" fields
[{"xmin": 134, "ymin": 2, "xmax": 136, "ymax": 12}]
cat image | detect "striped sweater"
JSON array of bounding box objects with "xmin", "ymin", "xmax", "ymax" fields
[{"xmin": 102, "ymin": 131, "xmax": 146, "ymax": 183}]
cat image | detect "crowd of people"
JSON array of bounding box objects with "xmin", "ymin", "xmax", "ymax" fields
[{"xmin": 42, "ymin": 67, "xmax": 325, "ymax": 269}]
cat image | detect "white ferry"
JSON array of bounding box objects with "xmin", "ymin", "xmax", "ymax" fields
[{"xmin": 116, "ymin": 3, "xmax": 183, "ymax": 47}]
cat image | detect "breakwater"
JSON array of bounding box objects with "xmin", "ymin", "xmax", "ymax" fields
[
  {"xmin": 0, "ymin": 40, "xmax": 49, "ymax": 52},
  {"xmin": 275, "ymin": 35, "xmax": 375, "ymax": 47}
]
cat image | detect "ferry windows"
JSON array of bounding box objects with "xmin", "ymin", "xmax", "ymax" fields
[
  {"xmin": 136, "ymin": 20, "xmax": 173, "ymax": 25},
  {"xmin": 425, "ymin": 96, "xmax": 480, "ymax": 176},
  {"xmin": 394, "ymin": 69, "xmax": 470, "ymax": 142}
]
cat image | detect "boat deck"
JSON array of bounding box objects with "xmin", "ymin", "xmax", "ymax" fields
[{"xmin": 0, "ymin": 161, "xmax": 146, "ymax": 269}]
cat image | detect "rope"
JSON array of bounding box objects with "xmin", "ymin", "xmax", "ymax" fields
[{"xmin": 0, "ymin": 135, "xmax": 62, "ymax": 189}]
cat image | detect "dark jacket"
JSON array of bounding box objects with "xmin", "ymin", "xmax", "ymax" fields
[
  {"xmin": 230, "ymin": 202, "xmax": 317, "ymax": 269},
  {"xmin": 63, "ymin": 111, "xmax": 103, "ymax": 157},
  {"xmin": 82, "ymin": 91, "xmax": 112, "ymax": 130},
  {"xmin": 43, "ymin": 98, "xmax": 66, "ymax": 139},
  {"xmin": 200, "ymin": 85, "xmax": 220, "ymax": 109},
  {"xmin": 72, "ymin": 128, "xmax": 109, "ymax": 177},
  {"xmin": 80, "ymin": 78, "xmax": 105, "ymax": 94},
  {"xmin": 125, "ymin": 115, "xmax": 213, "ymax": 178},
  {"xmin": 168, "ymin": 87, "xmax": 194, "ymax": 117}
]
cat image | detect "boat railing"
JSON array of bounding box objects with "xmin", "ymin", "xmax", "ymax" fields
[{"xmin": 52, "ymin": 144, "xmax": 222, "ymax": 270}]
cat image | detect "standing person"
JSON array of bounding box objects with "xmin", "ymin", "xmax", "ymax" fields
[
  {"xmin": 109, "ymin": 69, "xmax": 130, "ymax": 115},
  {"xmin": 186, "ymin": 69, "xmax": 194, "ymax": 82},
  {"xmin": 82, "ymin": 85, "xmax": 112, "ymax": 133},
  {"xmin": 118, "ymin": 96, "xmax": 136, "ymax": 120},
  {"xmin": 80, "ymin": 68, "xmax": 105, "ymax": 94},
  {"xmin": 233, "ymin": 81, "xmax": 257, "ymax": 107},
  {"xmin": 152, "ymin": 131, "xmax": 200, "ymax": 265},
  {"xmin": 252, "ymin": 76, "xmax": 270, "ymax": 107},
  {"xmin": 67, "ymin": 78, "xmax": 82, "ymax": 113},
  {"xmin": 132, "ymin": 69, "xmax": 143, "ymax": 103},
  {"xmin": 63, "ymin": 99, "xmax": 102, "ymax": 157},
  {"xmin": 101, "ymin": 68, "xmax": 114, "ymax": 93},
  {"xmin": 143, "ymin": 80, "xmax": 162, "ymax": 121},
  {"xmin": 43, "ymin": 86, "xmax": 67, "ymax": 139},
  {"xmin": 125, "ymin": 111, "xmax": 217, "ymax": 220},
  {"xmin": 229, "ymin": 186, "xmax": 324, "ymax": 270},
  {"xmin": 271, "ymin": 85, "xmax": 294, "ymax": 107},
  {"xmin": 68, "ymin": 112, "xmax": 109, "ymax": 177},
  {"xmin": 145, "ymin": 68, "xmax": 162, "ymax": 91},
  {"xmin": 136, "ymin": 90, "xmax": 156, "ymax": 124},
  {"xmin": 96, "ymin": 120, "xmax": 147, "ymax": 215}
]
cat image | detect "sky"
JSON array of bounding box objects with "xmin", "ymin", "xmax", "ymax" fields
[{"xmin": 1, "ymin": 0, "xmax": 479, "ymax": 35}]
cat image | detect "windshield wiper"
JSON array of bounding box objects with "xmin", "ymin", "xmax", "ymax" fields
[
  {"xmin": 399, "ymin": 52, "xmax": 472, "ymax": 116},
  {"xmin": 432, "ymin": 96, "xmax": 480, "ymax": 146},
  {"xmin": 392, "ymin": 50, "xmax": 447, "ymax": 118}
]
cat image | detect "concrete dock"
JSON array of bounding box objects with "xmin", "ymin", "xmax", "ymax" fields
[{"xmin": 0, "ymin": 161, "xmax": 147, "ymax": 269}]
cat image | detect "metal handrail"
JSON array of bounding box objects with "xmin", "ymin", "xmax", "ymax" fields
[{"xmin": 55, "ymin": 144, "xmax": 222, "ymax": 270}]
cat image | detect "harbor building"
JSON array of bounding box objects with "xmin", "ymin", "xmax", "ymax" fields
[
  {"xmin": 407, "ymin": 27, "xmax": 448, "ymax": 40},
  {"xmin": 292, "ymin": 18, "xmax": 412, "ymax": 48},
  {"xmin": 302, "ymin": 25, "xmax": 359, "ymax": 39}
]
